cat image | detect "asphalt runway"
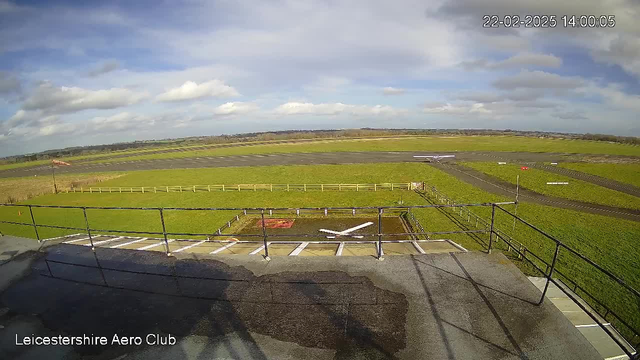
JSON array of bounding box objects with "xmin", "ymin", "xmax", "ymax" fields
[
  {"xmin": 2, "ymin": 150, "xmax": 638, "ymax": 221},
  {"xmin": 430, "ymin": 162, "xmax": 640, "ymax": 222},
  {"xmin": 0, "ymin": 150, "xmax": 617, "ymax": 178}
]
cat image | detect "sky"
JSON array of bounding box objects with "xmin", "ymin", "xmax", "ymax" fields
[{"xmin": 0, "ymin": 0, "xmax": 639, "ymax": 156}]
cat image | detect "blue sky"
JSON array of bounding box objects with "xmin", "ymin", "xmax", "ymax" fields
[{"xmin": 1, "ymin": 0, "xmax": 639, "ymax": 156}]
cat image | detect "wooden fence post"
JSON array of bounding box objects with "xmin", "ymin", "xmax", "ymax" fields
[
  {"xmin": 321, "ymin": 184, "xmax": 324, "ymax": 192},
  {"xmin": 270, "ymin": 184, "xmax": 273, "ymax": 192},
  {"xmin": 374, "ymin": 184, "xmax": 377, "ymax": 191},
  {"xmin": 304, "ymin": 184, "xmax": 307, "ymax": 192},
  {"xmin": 222, "ymin": 185, "xmax": 225, "ymax": 192}
]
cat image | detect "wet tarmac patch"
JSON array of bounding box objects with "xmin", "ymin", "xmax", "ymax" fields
[{"xmin": 0, "ymin": 245, "xmax": 408, "ymax": 359}]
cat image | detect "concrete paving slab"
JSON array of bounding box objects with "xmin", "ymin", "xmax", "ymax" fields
[
  {"xmin": 0, "ymin": 245, "xmax": 603, "ymax": 359},
  {"xmin": 298, "ymin": 243, "xmax": 339, "ymax": 256},
  {"xmin": 579, "ymin": 325, "xmax": 631, "ymax": 359},
  {"xmin": 342, "ymin": 243, "xmax": 378, "ymax": 257}
]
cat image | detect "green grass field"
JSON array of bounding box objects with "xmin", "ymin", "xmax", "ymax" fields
[
  {"xmin": 462, "ymin": 162, "xmax": 640, "ymax": 210},
  {"xmin": 1, "ymin": 162, "xmax": 638, "ymax": 340},
  {"xmin": 559, "ymin": 163, "xmax": 640, "ymax": 188},
  {"xmin": 82, "ymin": 136, "xmax": 640, "ymax": 164}
]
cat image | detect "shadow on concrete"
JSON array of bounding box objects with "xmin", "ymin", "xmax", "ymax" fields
[{"xmin": 0, "ymin": 244, "xmax": 408, "ymax": 359}]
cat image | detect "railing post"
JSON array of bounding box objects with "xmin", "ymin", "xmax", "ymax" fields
[
  {"xmin": 539, "ymin": 242, "xmax": 561, "ymax": 305},
  {"xmin": 28, "ymin": 205, "xmax": 40, "ymax": 242},
  {"xmin": 488, "ymin": 204, "xmax": 496, "ymax": 254},
  {"xmin": 159, "ymin": 209, "xmax": 171, "ymax": 256},
  {"xmin": 82, "ymin": 207, "xmax": 95, "ymax": 250},
  {"xmin": 377, "ymin": 208, "xmax": 384, "ymax": 260},
  {"xmin": 261, "ymin": 210, "xmax": 270, "ymax": 260}
]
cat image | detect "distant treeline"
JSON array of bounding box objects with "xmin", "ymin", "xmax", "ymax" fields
[{"xmin": 2, "ymin": 129, "xmax": 638, "ymax": 164}]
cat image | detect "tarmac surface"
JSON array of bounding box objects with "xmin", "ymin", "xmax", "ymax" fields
[
  {"xmin": 2, "ymin": 150, "xmax": 639, "ymax": 221},
  {"xmin": 430, "ymin": 162, "xmax": 640, "ymax": 222},
  {"xmin": 0, "ymin": 237, "xmax": 602, "ymax": 360}
]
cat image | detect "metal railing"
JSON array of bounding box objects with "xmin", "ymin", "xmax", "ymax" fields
[
  {"xmin": 0, "ymin": 202, "xmax": 504, "ymax": 259},
  {"xmin": 69, "ymin": 182, "xmax": 422, "ymax": 194},
  {"xmin": 418, "ymin": 185, "xmax": 639, "ymax": 358}
]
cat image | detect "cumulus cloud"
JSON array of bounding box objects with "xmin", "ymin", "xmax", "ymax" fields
[
  {"xmin": 156, "ymin": 80, "xmax": 239, "ymax": 102},
  {"xmin": 87, "ymin": 60, "xmax": 120, "ymax": 77},
  {"xmin": 274, "ymin": 102, "xmax": 402, "ymax": 116},
  {"xmin": 382, "ymin": 87, "xmax": 406, "ymax": 95},
  {"xmin": 591, "ymin": 35, "xmax": 640, "ymax": 78},
  {"xmin": 462, "ymin": 53, "xmax": 562, "ymax": 70},
  {"xmin": 213, "ymin": 102, "xmax": 259, "ymax": 116},
  {"xmin": 22, "ymin": 82, "xmax": 148, "ymax": 114},
  {"xmin": 423, "ymin": 102, "xmax": 489, "ymax": 115},
  {"xmin": 493, "ymin": 71, "xmax": 584, "ymax": 90}
]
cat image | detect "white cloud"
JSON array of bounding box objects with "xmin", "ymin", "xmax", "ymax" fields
[
  {"xmin": 591, "ymin": 35, "xmax": 640, "ymax": 78},
  {"xmin": 22, "ymin": 82, "xmax": 148, "ymax": 114},
  {"xmin": 493, "ymin": 71, "xmax": 584, "ymax": 90},
  {"xmin": 382, "ymin": 87, "xmax": 406, "ymax": 95},
  {"xmin": 213, "ymin": 102, "xmax": 259, "ymax": 116},
  {"xmin": 274, "ymin": 102, "xmax": 403, "ymax": 116},
  {"xmin": 156, "ymin": 80, "xmax": 240, "ymax": 102}
]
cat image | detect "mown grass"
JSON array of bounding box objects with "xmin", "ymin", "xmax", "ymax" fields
[
  {"xmin": 559, "ymin": 163, "xmax": 640, "ymax": 188},
  {"xmin": 83, "ymin": 136, "xmax": 640, "ymax": 164},
  {"xmin": 1, "ymin": 162, "xmax": 638, "ymax": 340},
  {"xmin": 462, "ymin": 162, "xmax": 640, "ymax": 210}
]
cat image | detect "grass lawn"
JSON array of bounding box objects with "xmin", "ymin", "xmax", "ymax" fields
[
  {"xmin": 1, "ymin": 162, "xmax": 638, "ymax": 340},
  {"xmin": 559, "ymin": 163, "xmax": 640, "ymax": 188},
  {"xmin": 462, "ymin": 162, "xmax": 640, "ymax": 210},
  {"xmin": 0, "ymin": 173, "xmax": 124, "ymax": 203},
  {"xmin": 83, "ymin": 136, "xmax": 640, "ymax": 164}
]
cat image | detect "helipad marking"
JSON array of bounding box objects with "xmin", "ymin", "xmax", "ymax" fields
[
  {"xmin": 412, "ymin": 241, "xmax": 426, "ymax": 254},
  {"xmin": 138, "ymin": 239, "xmax": 175, "ymax": 250},
  {"xmin": 289, "ymin": 242, "xmax": 309, "ymax": 256},
  {"xmin": 249, "ymin": 243, "xmax": 270, "ymax": 255},
  {"xmin": 111, "ymin": 237, "xmax": 148, "ymax": 248},
  {"xmin": 91, "ymin": 236, "xmax": 124, "ymax": 246},
  {"xmin": 174, "ymin": 240, "xmax": 207, "ymax": 253},
  {"xmin": 63, "ymin": 236, "xmax": 92, "ymax": 244},
  {"xmin": 210, "ymin": 241, "xmax": 237, "ymax": 254}
]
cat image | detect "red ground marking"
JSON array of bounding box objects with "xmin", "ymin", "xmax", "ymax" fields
[
  {"xmin": 521, "ymin": 166, "xmax": 529, "ymax": 170},
  {"xmin": 255, "ymin": 219, "xmax": 295, "ymax": 229}
]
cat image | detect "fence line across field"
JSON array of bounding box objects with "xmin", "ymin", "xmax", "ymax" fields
[{"xmin": 68, "ymin": 182, "xmax": 424, "ymax": 194}]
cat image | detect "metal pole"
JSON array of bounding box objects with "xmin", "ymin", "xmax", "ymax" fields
[
  {"xmin": 261, "ymin": 210, "xmax": 270, "ymax": 259},
  {"xmin": 28, "ymin": 205, "xmax": 40, "ymax": 242},
  {"xmin": 539, "ymin": 242, "xmax": 560, "ymax": 305},
  {"xmin": 82, "ymin": 207, "xmax": 95, "ymax": 250},
  {"xmin": 51, "ymin": 163, "xmax": 58, "ymax": 194},
  {"xmin": 377, "ymin": 208, "xmax": 383, "ymax": 260},
  {"xmin": 488, "ymin": 204, "xmax": 496, "ymax": 253},
  {"xmin": 513, "ymin": 175, "xmax": 519, "ymax": 231},
  {"xmin": 159, "ymin": 209, "xmax": 171, "ymax": 255}
]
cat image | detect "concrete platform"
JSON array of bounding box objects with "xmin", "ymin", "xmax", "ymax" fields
[{"xmin": 0, "ymin": 242, "xmax": 604, "ymax": 359}]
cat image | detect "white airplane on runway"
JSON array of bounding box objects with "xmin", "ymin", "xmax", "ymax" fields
[
  {"xmin": 413, "ymin": 155, "xmax": 456, "ymax": 162},
  {"xmin": 319, "ymin": 222, "xmax": 374, "ymax": 239}
]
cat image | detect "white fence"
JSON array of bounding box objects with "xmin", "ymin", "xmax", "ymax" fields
[{"xmin": 69, "ymin": 182, "xmax": 424, "ymax": 194}]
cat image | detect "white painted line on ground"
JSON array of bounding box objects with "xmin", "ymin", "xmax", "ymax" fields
[
  {"xmin": 63, "ymin": 236, "xmax": 92, "ymax": 244},
  {"xmin": 174, "ymin": 240, "xmax": 207, "ymax": 253},
  {"xmin": 42, "ymin": 233, "xmax": 82, "ymax": 242},
  {"xmin": 447, "ymin": 239, "xmax": 468, "ymax": 252},
  {"xmin": 412, "ymin": 241, "xmax": 426, "ymax": 254},
  {"xmin": 289, "ymin": 242, "xmax": 309, "ymax": 256},
  {"xmin": 249, "ymin": 244, "xmax": 268, "ymax": 255},
  {"xmin": 575, "ymin": 323, "xmax": 611, "ymax": 328},
  {"xmin": 336, "ymin": 242, "xmax": 345, "ymax": 256},
  {"xmin": 138, "ymin": 239, "xmax": 175, "ymax": 251},
  {"xmin": 91, "ymin": 236, "xmax": 124, "ymax": 246},
  {"xmin": 111, "ymin": 237, "xmax": 148, "ymax": 248},
  {"xmin": 210, "ymin": 242, "xmax": 237, "ymax": 254}
]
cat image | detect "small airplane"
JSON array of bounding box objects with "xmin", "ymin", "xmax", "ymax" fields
[
  {"xmin": 413, "ymin": 155, "xmax": 456, "ymax": 162},
  {"xmin": 319, "ymin": 222, "xmax": 374, "ymax": 239}
]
